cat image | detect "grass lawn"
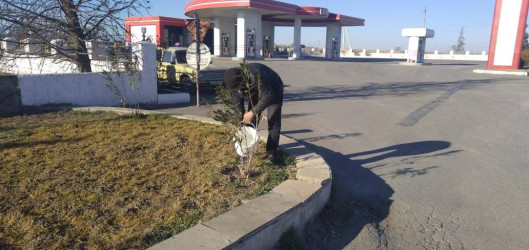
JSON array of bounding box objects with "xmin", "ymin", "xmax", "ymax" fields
[{"xmin": 0, "ymin": 110, "xmax": 295, "ymax": 249}]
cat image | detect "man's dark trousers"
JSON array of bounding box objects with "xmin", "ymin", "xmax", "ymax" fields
[{"xmin": 265, "ymin": 103, "xmax": 282, "ymax": 155}]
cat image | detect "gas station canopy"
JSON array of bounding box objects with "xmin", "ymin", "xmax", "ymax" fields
[
  {"xmin": 181, "ymin": 0, "xmax": 365, "ymax": 59},
  {"xmin": 184, "ymin": 0, "xmax": 364, "ymax": 27}
]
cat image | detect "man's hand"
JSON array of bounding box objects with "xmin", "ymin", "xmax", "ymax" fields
[{"xmin": 242, "ymin": 111, "xmax": 256, "ymax": 124}]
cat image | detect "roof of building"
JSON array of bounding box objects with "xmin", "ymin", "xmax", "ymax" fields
[
  {"xmin": 184, "ymin": 0, "xmax": 364, "ymax": 27},
  {"xmin": 125, "ymin": 16, "xmax": 187, "ymax": 26}
]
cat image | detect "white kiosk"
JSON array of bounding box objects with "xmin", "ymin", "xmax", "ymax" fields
[{"xmin": 401, "ymin": 28, "xmax": 435, "ymax": 64}]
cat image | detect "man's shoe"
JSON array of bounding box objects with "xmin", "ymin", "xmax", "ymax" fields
[{"xmin": 265, "ymin": 154, "xmax": 276, "ymax": 165}]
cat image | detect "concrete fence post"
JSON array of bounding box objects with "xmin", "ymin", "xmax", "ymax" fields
[
  {"xmin": 23, "ymin": 38, "xmax": 42, "ymax": 53},
  {"xmin": 133, "ymin": 41, "xmax": 157, "ymax": 104},
  {"xmin": 3, "ymin": 37, "xmax": 17, "ymax": 53},
  {"xmin": 86, "ymin": 41, "xmax": 93, "ymax": 59},
  {"xmin": 50, "ymin": 39, "xmax": 66, "ymax": 55}
]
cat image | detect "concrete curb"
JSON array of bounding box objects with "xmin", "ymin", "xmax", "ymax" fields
[
  {"xmin": 473, "ymin": 68, "xmax": 529, "ymax": 76},
  {"xmin": 73, "ymin": 107, "xmax": 332, "ymax": 250}
]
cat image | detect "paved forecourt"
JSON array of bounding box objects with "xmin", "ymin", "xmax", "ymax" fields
[{"xmin": 154, "ymin": 57, "xmax": 529, "ymax": 249}]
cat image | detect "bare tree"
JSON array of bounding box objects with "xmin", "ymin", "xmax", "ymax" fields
[
  {"xmin": 0, "ymin": 0, "xmax": 150, "ymax": 72},
  {"xmin": 451, "ymin": 26, "xmax": 465, "ymax": 52},
  {"xmin": 186, "ymin": 18, "xmax": 212, "ymax": 42}
]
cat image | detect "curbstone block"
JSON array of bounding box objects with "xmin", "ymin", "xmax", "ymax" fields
[
  {"xmin": 296, "ymin": 156, "xmax": 328, "ymax": 169},
  {"xmin": 296, "ymin": 168, "xmax": 332, "ymax": 184},
  {"xmin": 271, "ymin": 180, "xmax": 321, "ymax": 203},
  {"xmin": 202, "ymin": 196, "xmax": 289, "ymax": 241},
  {"xmin": 149, "ymin": 224, "xmax": 232, "ymax": 250}
]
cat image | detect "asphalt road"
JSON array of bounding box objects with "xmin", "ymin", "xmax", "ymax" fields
[{"xmin": 154, "ymin": 58, "xmax": 529, "ymax": 250}]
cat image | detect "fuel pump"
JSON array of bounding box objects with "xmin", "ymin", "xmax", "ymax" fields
[
  {"xmin": 263, "ymin": 36, "xmax": 271, "ymax": 58},
  {"xmin": 221, "ymin": 33, "xmax": 230, "ymax": 56},
  {"xmin": 332, "ymin": 37, "xmax": 338, "ymax": 58},
  {"xmin": 247, "ymin": 31, "xmax": 256, "ymax": 57}
]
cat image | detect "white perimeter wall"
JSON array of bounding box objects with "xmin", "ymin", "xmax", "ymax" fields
[
  {"xmin": 13, "ymin": 42, "xmax": 158, "ymax": 107},
  {"xmin": 18, "ymin": 72, "xmax": 156, "ymax": 106},
  {"xmin": 341, "ymin": 50, "xmax": 488, "ymax": 61},
  {"xmin": 0, "ymin": 56, "xmax": 116, "ymax": 75}
]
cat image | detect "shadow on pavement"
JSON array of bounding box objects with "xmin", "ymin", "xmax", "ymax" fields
[
  {"xmin": 348, "ymin": 141, "xmax": 451, "ymax": 165},
  {"xmin": 280, "ymin": 133, "xmax": 453, "ymax": 249},
  {"xmin": 284, "ymin": 78, "xmax": 511, "ymax": 103},
  {"xmin": 263, "ymin": 56, "xmax": 406, "ymax": 63}
]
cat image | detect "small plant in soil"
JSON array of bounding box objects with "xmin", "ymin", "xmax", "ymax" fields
[{"xmin": 208, "ymin": 62, "xmax": 265, "ymax": 181}]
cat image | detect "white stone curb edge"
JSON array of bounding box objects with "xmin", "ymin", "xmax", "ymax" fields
[{"xmin": 73, "ymin": 107, "xmax": 332, "ymax": 250}]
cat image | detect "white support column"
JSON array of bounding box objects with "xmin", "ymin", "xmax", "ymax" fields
[
  {"xmin": 407, "ymin": 36, "xmax": 419, "ymax": 63},
  {"xmin": 255, "ymin": 17, "xmax": 263, "ymax": 59},
  {"xmin": 262, "ymin": 21, "xmax": 275, "ymax": 58},
  {"xmin": 271, "ymin": 25, "xmax": 275, "ymax": 57},
  {"xmin": 213, "ymin": 17, "xmax": 221, "ymax": 57},
  {"xmin": 213, "ymin": 17, "xmax": 236, "ymax": 57},
  {"xmin": 236, "ymin": 10, "xmax": 262, "ymax": 59},
  {"xmin": 229, "ymin": 19, "xmax": 236, "ymax": 57},
  {"xmin": 291, "ymin": 17, "xmax": 302, "ymax": 59},
  {"xmin": 236, "ymin": 10, "xmax": 246, "ymax": 59},
  {"xmin": 325, "ymin": 23, "xmax": 341, "ymax": 59}
]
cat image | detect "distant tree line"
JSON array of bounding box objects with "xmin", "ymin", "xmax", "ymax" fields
[{"xmin": 452, "ymin": 26, "xmax": 465, "ymax": 53}]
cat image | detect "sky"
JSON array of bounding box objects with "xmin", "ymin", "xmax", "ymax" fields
[{"xmin": 149, "ymin": 0, "xmax": 528, "ymax": 52}]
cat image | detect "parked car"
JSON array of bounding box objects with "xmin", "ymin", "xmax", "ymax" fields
[{"xmin": 157, "ymin": 47, "xmax": 225, "ymax": 93}]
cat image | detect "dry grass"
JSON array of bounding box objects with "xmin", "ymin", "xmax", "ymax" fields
[{"xmin": 0, "ymin": 110, "xmax": 295, "ymax": 249}]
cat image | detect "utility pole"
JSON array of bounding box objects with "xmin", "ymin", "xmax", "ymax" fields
[
  {"xmin": 423, "ymin": 6, "xmax": 427, "ymax": 28},
  {"xmin": 194, "ymin": 11, "xmax": 201, "ymax": 106}
]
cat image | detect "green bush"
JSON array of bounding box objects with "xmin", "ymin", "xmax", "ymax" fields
[{"xmin": 521, "ymin": 50, "xmax": 529, "ymax": 69}]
